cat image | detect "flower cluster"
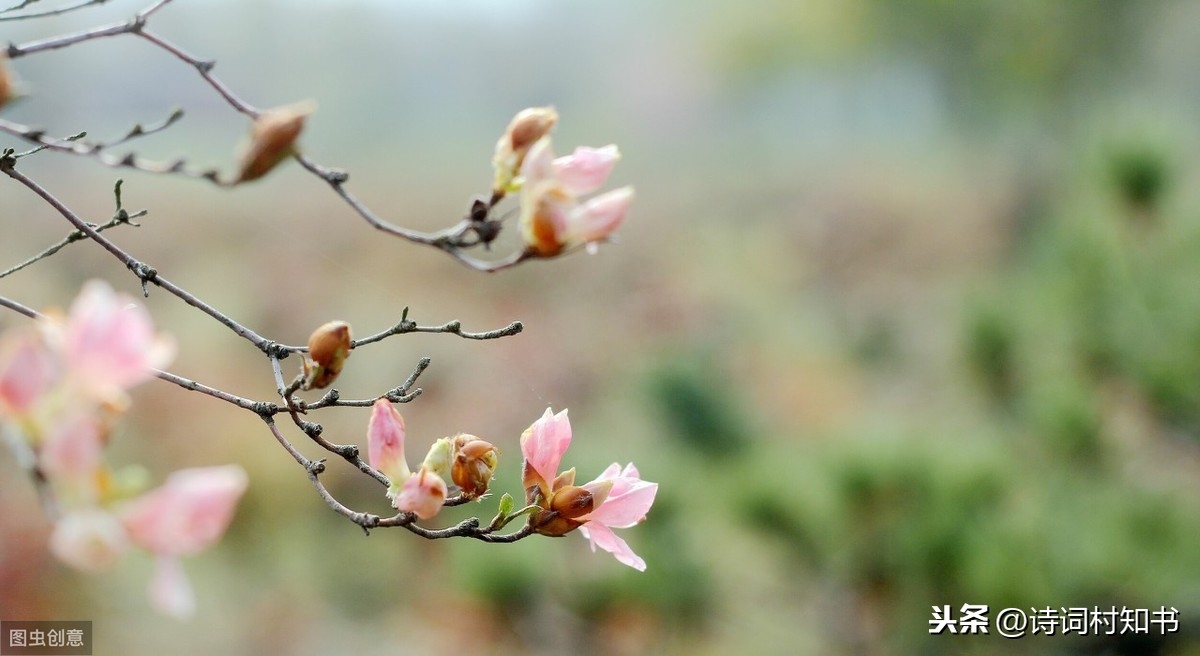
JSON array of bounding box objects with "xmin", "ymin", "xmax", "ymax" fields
[
  {"xmin": 492, "ymin": 107, "xmax": 635, "ymax": 257},
  {"xmin": 521, "ymin": 408, "xmax": 657, "ymax": 570},
  {"xmin": 0, "ymin": 281, "xmax": 247, "ymax": 618},
  {"xmin": 367, "ymin": 399, "xmax": 499, "ymax": 519},
  {"xmin": 367, "ymin": 402, "xmax": 657, "ymax": 570}
]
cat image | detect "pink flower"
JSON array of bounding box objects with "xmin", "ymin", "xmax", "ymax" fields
[
  {"xmin": 0, "ymin": 329, "xmax": 58, "ymax": 417},
  {"xmin": 120, "ymin": 465, "xmax": 248, "ymax": 556},
  {"xmin": 519, "ymin": 408, "xmax": 657, "ymax": 570},
  {"xmin": 59, "ymin": 280, "xmax": 175, "ymax": 399},
  {"xmin": 48, "ymin": 509, "xmax": 129, "ymax": 573},
  {"xmin": 578, "ymin": 464, "xmax": 658, "ymax": 571},
  {"xmin": 519, "ymin": 138, "xmax": 634, "ymax": 257},
  {"xmin": 520, "ymin": 407, "xmax": 572, "ymax": 497},
  {"xmin": 367, "ymin": 399, "xmax": 410, "ymax": 494},
  {"xmin": 394, "ymin": 465, "xmax": 447, "ymax": 519}
]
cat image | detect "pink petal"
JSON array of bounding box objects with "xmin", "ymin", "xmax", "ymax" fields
[
  {"xmin": 48, "ymin": 510, "xmax": 129, "ymax": 573},
  {"xmin": 552, "ymin": 145, "xmax": 621, "ymax": 196},
  {"xmin": 394, "ymin": 466, "xmax": 447, "ymax": 519},
  {"xmin": 148, "ymin": 555, "xmax": 195, "ymax": 619},
  {"xmin": 0, "ymin": 330, "xmax": 58, "ymax": 416},
  {"xmin": 578, "ymin": 522, "xmax": 646, "ymax": 571},
  {"xmin": 367, "ymin": 399, "xmax": 409, "ymax": 484},
  {"xmin": 62, "ymin": 280, "xmax": 175, "ymax": 395},
  {"xmin": 586, "ymin": 480, "xmax": 657, "ymax": 529},
  {"xmin": 121, "ymin": 465, "xmax": 248, "ymax": 556},
  {"xmin": 567, "ymin": 186, "xmax": 633, "ymax": 246},
  {"xmin": 519, "ymin": 137, "xmax": 556, "ymax": 188},
  {"xmin": 520, "ymin": 408, "xmax": 572, "ymax": 488}
]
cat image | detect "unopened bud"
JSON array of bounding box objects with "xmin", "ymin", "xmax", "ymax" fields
[
  {"xmin": 493, "ymin": 106, "xmax": 557, "ymax": 195},
  {"xmin": 304, "ymin": 321, "xmax": 352, "ymax": 390},
  {"xmin": 421, "ymin": 436, "xmax": 455, "ymax": 481},
  {"xmin": 450, "ymin": 435, "xmax": 498, "ymax": 499},
  {"xmin": 234, "ymin": 101, "xmax": 315, "ymax": 183},
  {"xmin": 0, "ymin": 54, "xmax": 12, "ymax": 110},
  {"xmin": 367, "ymin": 399, "xmax": 410, "ymax": 495}
]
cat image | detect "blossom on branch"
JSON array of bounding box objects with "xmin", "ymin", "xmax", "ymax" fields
[
  {"xmin": 0, "ymin": 281, "xmax": 247, "ymax": 618},
  {"xmin": 57, "ymin": 279, "xmax": 176, "ymax": 402},
  {"xmin": 520, "ymin": 408, "xmax": 657, "ymax": 570},
  {"xmin": 519, "ymin": 138, "xmax": 634, "ymax": 257}
]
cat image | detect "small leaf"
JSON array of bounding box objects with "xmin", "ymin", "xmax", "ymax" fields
[{"xmin": 497, "ymin": 492, "xmax": 514, "ymax": 517}]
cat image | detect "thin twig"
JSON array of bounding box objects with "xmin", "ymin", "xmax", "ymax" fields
[
  {"xmin": 0, "ymin": 0, "xmax": 107, "ymax": 22},
  {"xmin": 349, "ymin": 311, "xmax": 524, "ymax": 349},
  {"xmin": 0, "ymin": 117, "xmax": 225, "ymax": 183},
  {"xmin": 1, "ymin": 158, "xmax": 280, "ymax": 355},
  {"xmin": 4, "ymin": 3, "xmax": 533, "ymax": 270},
  {"xmin": 1, "ymin": 179, "xmax": 148, "ymax": 280},
  {"xmin": 0, "ymin": 0, "xmax": 40, "ymax": 15}
]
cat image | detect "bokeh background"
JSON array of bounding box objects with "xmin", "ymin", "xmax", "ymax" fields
[{"xmin": 4, "ymin": 1, "xmax": 1200, "ymax": 654}]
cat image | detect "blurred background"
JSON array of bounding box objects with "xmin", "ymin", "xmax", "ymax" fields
[{"xmin": 3, "ymin": 0, "xmax": 1200, "ymax": 654}]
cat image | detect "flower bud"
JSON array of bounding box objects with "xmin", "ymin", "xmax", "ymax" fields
[
  {"xmin": 394, "ymin": 465, "xmax": 447, "ymax": 519},
  {"xmin": 421, "ymin": 436, "xmax": 455, "ymax": 481},
  {"xmin": 234, "ymin": 101, "xmax": 315, "ymax": 183},
  {"xmin": 303, "ymin": 321, "xmax": 352, "ymax": 390},
  {"xmin": 0, "ymin": 54, "xmax": 13, "ymax": 111},
  {"xmin": 450, "ymin": 435, "xmax": 498, "ymax": 499},
  {"xmin": 0, "ymin": 54, "xmax": 25, "ymax": 110},
  {"xmin": 367, "ymin": 399, "xmax": 410, "ymax": 496},
  {"xmin": 492, "ymin": 106, "xmax": 558, "ymax": 195}
]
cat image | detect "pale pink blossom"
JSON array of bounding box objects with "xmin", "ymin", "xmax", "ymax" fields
[
  {"xmin": 550, "ymin": 145, "xmax": 622, "ymax": 196},
  {"xmin": 148, "ymin": 554, "xmax": 195, "ymax": 619},
  {"xmin": 59, "ymin": 280, "xmax": 175, "ymax": 398},
  {"xmin": 578, "ymin": 463, "xmax": 659, "ymax": 571},
  {"xmin": 120, "ymin": 465, "xmax": 248, "ymax": 556},
  {"xmin": 394, "ymin": 465, "xmax": 447, "ymax": 519},
  {"xmin": 519, "ymin": 409, "xmax": 657, "ymax": 570},
  {"xmin": 519, "ymin": 138, "xmax": 634, "ymax": 257},
  {"xmin": 519, "ymin": 407, "xmax": 572, "ymax": 495},
  {"xmin": 367, "ymin": 398, "xmax": 410, "ymax": 493},
  {"xmin": 48, "ymin": 509, "xmax": 129, "ymax": 573},
  {"xmin": 0, "ymin": 330, "xmax": 57, "ymax": 417}
]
